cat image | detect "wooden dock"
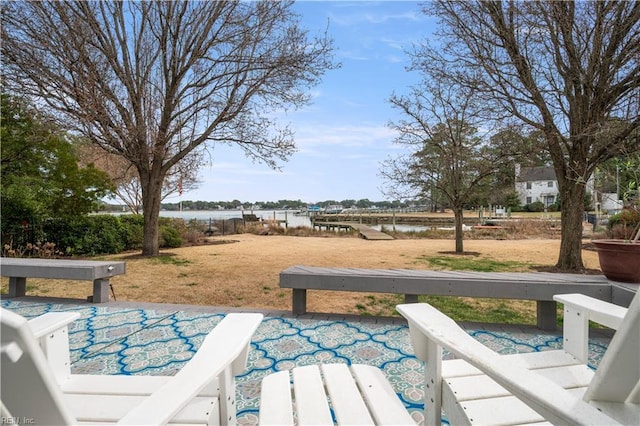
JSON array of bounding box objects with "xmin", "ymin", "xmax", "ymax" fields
[{"xmin": 312, "ymin": 221, "xmax": 393, "ymax": 240}]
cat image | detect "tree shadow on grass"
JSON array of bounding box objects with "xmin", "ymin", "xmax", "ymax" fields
[{"xmin": 437, "ymin": 251, "xmax": 481, "ymax": 256}]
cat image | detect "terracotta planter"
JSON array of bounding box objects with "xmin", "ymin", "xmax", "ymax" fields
[{"xmin": 592, "ymin": 239, "xmax": 640, "ymax": 283}]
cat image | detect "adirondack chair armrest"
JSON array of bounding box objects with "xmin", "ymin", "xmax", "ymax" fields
[
  {"xmin": 118, "ymin": 313, "xmax": 263, "ymax": 425},
  {"xmin": 553, "ymin": 294, "xmax": 627, "ymax": 330},
  {"xmin": 397, "ymin": 303, "xmax": 620, "ymax": 426},
  {"xmin": 28, "ymin": 312, "xmax": 81, "ymax": 339},
  {"xmin": 28, "ymin": 312, "xmax": 81, "ymax": 381},
  {"xmin": 553, "ymin": 294, "xmax": 627, "ymax": 362}
]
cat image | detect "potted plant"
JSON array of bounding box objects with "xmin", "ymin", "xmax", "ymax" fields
[{"xmin": 592, "ymin": 207, "xmax": 640, "ymax": 283}]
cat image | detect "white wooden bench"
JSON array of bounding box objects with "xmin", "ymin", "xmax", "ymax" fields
[
  {"xmin": 1, "ymin": 258, "xmax": 126, "ymax": 303},
  {"xmin": 280, "ymin": 266, "xmax": 619, "ymax": 330}
]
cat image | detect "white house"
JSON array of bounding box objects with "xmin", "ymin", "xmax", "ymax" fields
[
  {"xmin": 515, "ymin": 164, "xmax": 606, "ymax": 209},
  {"xmin": 515, "ymin": 165, "xmax": 559, "ymax": 207},
  {"xmin": 600, "ymin": 193, "xmax": 624, "ymax": 213}
]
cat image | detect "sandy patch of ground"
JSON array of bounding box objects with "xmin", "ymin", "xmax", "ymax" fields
[{"xmin": 2, "ymin": 234, "xmax": 601, "ymax": 315}]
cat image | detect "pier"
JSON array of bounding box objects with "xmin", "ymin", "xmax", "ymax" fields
[
  {"xmin": 312, "ymin": 221, "xmax": 393, "ymax": 240},
  {"xmin": 313, "ymin": 213, "xmax": 480, "ymax": 227}
]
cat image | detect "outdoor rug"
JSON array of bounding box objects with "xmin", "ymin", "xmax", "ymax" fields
[{"xmin": 1, "ymin": 299, "xmax": 610, "ymax": 425}]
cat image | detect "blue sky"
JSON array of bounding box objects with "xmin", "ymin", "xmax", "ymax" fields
[{"xmin": 174, "ymin": 1, "xmax": 435, "ymax": 204}]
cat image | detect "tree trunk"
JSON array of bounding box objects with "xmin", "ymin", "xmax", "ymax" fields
[
  {"xmin": 453, "ymin": 207, "xmax": 464, "ymax": 253},
  {"xmin": 140, "ymin": 169, "xmax": 164, "ymax": 256},
  {"xmin": 556, "ymin": 183, "xmax": 586, "ymax": 271}
]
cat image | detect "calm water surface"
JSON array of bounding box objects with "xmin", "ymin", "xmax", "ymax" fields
[{"xmin": 158, "ymin": 209, "xmax": 312, "ymax": 227}]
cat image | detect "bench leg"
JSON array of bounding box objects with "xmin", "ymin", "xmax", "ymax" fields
[
  {"xmin": 8, "ymin": 277, "xmax": 26, "ymax": 297},
  {"xmin": 404, "ymin": 294, "xmax": 418, "ymax": 304},
  {"xmin": 292, "ymin": 289, "xmax": 307, "ymax": 315},
  {"xmin": 537, "ymin": 301, "xmax": 557, "ymax": 331},
  {"xmin": 92, "ymin": 279, "xmax": 110, "ymax": 303}
]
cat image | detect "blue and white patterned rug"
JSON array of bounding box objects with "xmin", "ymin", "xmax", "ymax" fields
[{"xmin": 1, "ymin": 300, "xmax": 610, "ymax": 425}]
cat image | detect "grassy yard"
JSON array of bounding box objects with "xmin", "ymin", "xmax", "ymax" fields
[
  {"xmin": 354, "ymin": 255, "xmax": 544, "ymax": 324},
  {"xmin": 2, "ymin": 233, "xmax": 601, "ymax": 326}
]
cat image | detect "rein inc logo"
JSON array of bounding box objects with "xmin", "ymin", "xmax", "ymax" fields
[{"xmin": 1, "ymin": 418, "xmax": 35, "ymax": 425}]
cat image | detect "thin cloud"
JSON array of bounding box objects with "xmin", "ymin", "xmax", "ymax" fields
[
  {"xmin": 206, "ymin": 161, "xmax": 286, "ymax": 177},
  {"xmin": 328, "ymin": 8, "xmax": 424, "ymax": 27},
  {"xmin": 379, "ymin": 36, "xmax": 410, "ymax": 51},
  {"xmin": 385, "ymin": 54, "xmax": 405, "ymax": 63},
  {"xmin": 293, "ymin": 123, "xmax": 399, "ymax": 149},
  {"xmin": 338, "ymin": 50, "xmax": 370, "ymax": 61}
]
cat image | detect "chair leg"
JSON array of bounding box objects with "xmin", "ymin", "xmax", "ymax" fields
[
  {"xmin": 38, "ymin": 325, "xmax": 73, "ymax": 382},
  {"xmin": 423, "ymin": 339, "xmax": 443, "ymax": 426},
  {"xmin": 218, "ymin": 367, "xmax": 236, "ymax": 425}
]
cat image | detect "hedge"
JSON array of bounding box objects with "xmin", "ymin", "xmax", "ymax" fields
[{"xmin": 3, "ymin": 214, "xmax": 192, "ymax": 256}]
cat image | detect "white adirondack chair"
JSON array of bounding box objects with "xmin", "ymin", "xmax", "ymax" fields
[
  {"xmin": 259, "ymin": 363, "xmax": 417, "ymax": 425},
  {"xmin": 397, "ymin": 292, "xmax": 640, "ymax": 425},
  {"xmin": 0, "ymin": 308, "xmax": 263, "ymax": 425}
]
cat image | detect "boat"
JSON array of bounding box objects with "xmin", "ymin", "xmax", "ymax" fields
[{"xmin": 324, "ymin": 205, "xmax": 343, "ymax": 214}]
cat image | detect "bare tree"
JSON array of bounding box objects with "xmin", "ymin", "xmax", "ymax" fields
[
  {"xmin": 416, "ymin": 1, "xmax": 640, "ymax": 270},
  {"xmin": 79, "ymin": 143, "xmax": 201, "ymax": 214},
  {"xmin": 383, "ymin": 80, "xmax": 511, "ymax": 252},
  {"xmin": 2, "ymin": 1, "xmax": 336, "ymax": 255}
]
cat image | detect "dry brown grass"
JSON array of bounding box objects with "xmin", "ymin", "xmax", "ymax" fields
[{"xmin": 1, "ymin": 233, "xmax": 601, "ymax": 317}]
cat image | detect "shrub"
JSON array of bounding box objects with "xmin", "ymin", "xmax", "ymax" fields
[
  {"xmin": 547, "ymin": 202, "xmax": 560, "ymax": 212},
  {"xmin": 43, "ymin": 216, "xmax": 88, "ymax": 254},
  {"xmin": 119, "ymin": 215, "xmax": 144, "ymax": 250},
  {"xmin": 43, "ymin": 215, "xmax": 125, "ymax": 255},
  {"xmin": 184, "ymin": 219, "xmax": 207, "ymax": 243},
  {"xmin": 159, "ymin": 225, "xmax": 183, "ymax": 248},
  {"xmin": 2, "ymin": 241, "xmax": 63, "ymax": 258},
  {"xmin": 6, "ymin": 213, "xmax": 204, "ymax": 256},
  {"xmin": 524, "ymin": 201, "xmax": 545, "ymax": 212},
  {"xmin": 503, "ymin": 192, "xmax": 522, "ymax": 211},
  {"xmin": 608, "ymin": 207, "xmax": 640, "ymax": 240},
  {"xmin": 86, "ymin": 215, "xmax": 126, "ymax": 254},
  {"xmin": 158, "ymin": 217, "xmax": 192, "ymax": 246}
]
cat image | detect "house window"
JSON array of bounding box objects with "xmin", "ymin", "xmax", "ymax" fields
[
  {"xmin": 548, "ymin": 181, "xmax": 553, "ymax": 187},
  {"xmin": 526, "ymin": 182, "xmax": 532, "ymax": 189},
  {"xmin": 526, "ymin": 197, "xmax": 532, "ymax": 204}
]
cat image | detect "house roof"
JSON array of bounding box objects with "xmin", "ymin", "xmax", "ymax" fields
[{"xmin": 517, "ymin": 166, "xmax": 556, "ymax": 182}]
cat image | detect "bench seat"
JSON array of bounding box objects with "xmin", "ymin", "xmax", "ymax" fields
[
  {"xmin": 280, "ymin": 266, "xmax": 617, "ymax": 330},
  {"xmin": 1, "ymin": 258, "xmax": 126, "ymax": 303}
]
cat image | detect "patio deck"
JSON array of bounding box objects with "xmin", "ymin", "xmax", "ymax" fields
[{"xmin": 1, "ymin": 296, "xmax": 614, "ymax": 425}]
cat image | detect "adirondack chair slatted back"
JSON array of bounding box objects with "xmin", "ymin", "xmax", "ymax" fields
[
  {"xmin": 584, "ymin": 291, "xmax": 640, "ymax": 405},
  {"xmin": 1, "ymin": 308, "xmax": 75, "ymax": 425}
]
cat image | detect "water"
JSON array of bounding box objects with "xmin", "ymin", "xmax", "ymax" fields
[
  {"xmin": 157, "ymin": 209, "xmax": 313, "ymax": 228},
  {"xmin": 109, "ymin": 210, "xmax": 435, "ymax": 232}
]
